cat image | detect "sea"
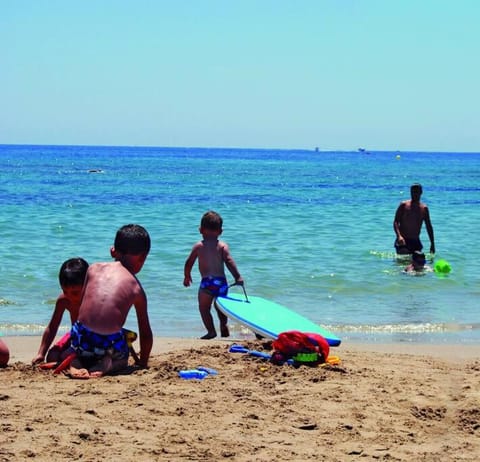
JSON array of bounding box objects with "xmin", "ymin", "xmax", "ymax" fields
[{"xmin": 1, "ymin": 144, "xmax": 479, "ymax": 345}]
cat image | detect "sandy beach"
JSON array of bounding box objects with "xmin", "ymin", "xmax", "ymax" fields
[{"xmin": 1, "ymin": 336, "xmax": 479, "ymax": 462}]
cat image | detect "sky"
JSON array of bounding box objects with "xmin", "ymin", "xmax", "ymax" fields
[{"xmin": 1, "ymin": 1, "xmax": 479, "ymax": 151}]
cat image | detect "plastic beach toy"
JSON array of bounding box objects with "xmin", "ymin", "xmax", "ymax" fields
[
  {"xmin": 228, "ymin": 344, "xmax": 272, "ymax": 359},
  {"xmin": 178, "ymin": 367, "xmax": 218, "ymax": 379},
  {"xmin": 229, "ymin": 344, "xmax": 294, "ymax": 364},
  {"xmin": 292, "ymin": 352, "xmax": 319, "ymax": 363},
  {"xmin": 434, "ymin": 259, "xmax": 451, "ymax": 274},
  {"xmin": 178, "ymin": 369, "xmax": 208, "ymax": 380},
  {"xmin": 197, "ymin": 366, "xmax": 218, "ymax": 375}
]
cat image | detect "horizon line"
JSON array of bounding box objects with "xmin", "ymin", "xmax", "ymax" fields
[{"xmin": 0, "ymin": 142, "xmax": 479, "ymax": 155}]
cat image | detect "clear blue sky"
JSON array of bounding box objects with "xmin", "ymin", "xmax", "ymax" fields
[{"xmin": 1, "ymin": 1, "xmax": 479, "ymax": 151}]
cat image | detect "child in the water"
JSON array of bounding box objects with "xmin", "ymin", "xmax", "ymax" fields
[{"xmin": 404, "ymin": 251, "xmax": 432, "ymax": 274}]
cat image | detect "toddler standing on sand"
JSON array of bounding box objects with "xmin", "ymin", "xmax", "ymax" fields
[
  {"xmin": 184, "ymin": 211, "xmax": 244, "ymax": 339},
  {"xmin": 32, "ymin": 257, "xmax": 89, "ymax": 365},
  {"xmin": 69, "ymin": 224, "xmax": 153, "ymax": 379}
]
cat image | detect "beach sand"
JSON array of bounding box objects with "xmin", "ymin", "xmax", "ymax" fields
[{"xmin": 1, "ymin": 337, "xmax": 479, "ymax": 461}]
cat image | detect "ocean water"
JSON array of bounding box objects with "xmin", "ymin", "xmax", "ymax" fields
[{"xmin": 0, "ymin": 144, "xmax": 479, "ymax": 345}]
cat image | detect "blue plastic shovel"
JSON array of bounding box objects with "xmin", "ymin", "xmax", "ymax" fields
[
  {"xmin": 229, "ymin": 344, "xmax": 294, "ymax": 365},
  {"xmin": 228, "ymin": 344, "xmax": 272, "ymax": 359}
]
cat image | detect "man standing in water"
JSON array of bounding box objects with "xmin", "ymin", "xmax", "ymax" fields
[{"xmin": 393, "ymin": 183, "xmax": 435, "ymax": 255}]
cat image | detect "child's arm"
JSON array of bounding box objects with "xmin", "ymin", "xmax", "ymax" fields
[
  {"xmin": 134, "ymin": 290, "xmax": 153, "ymax": 368},
  {"xmin": 32, "ymin": 298, "xmax": 66, "ymax": 364},
  {"xmin": 222, "ymin": 243, "xmax": 244, "ymax": 285},
  {"xmin": 183, "ymin": 244, "xmax": 199, "ymax": 287}
]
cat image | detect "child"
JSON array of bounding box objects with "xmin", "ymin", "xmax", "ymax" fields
[
  {"xmin": 69, "ymin": 224, "xmax": 153, "ymax": 379},
  {"xmin": 0, "ymin": 336, "xmax": 9, "ymax": 367},
  {"xmin": 404, "ymin": 250, "xmax": 432, "ymax": 274},
  {"xmin": 184, "ymin": 211, "xmax": 244, "ymax": 339},
  {"xmin": 32, "ymin": 258, "xmax": 89, "ymax": 365}
]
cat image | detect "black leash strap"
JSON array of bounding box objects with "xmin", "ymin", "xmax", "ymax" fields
[{"xmin": 228, "ymin": 282, "xmax": 249, "ymax": 303}]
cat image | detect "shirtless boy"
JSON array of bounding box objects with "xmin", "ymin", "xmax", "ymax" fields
[
  {"xmin": 184, "ymin": 211, "xmax": 244, "ymax": 339},
  {"xmin": 393, "ymin": 183, "xmax": 435, "ymax": 255},
  {"xmin": 69, "ymin": 224, "xmax": 153, "ymax": 379},
  {"xmin": 32, "ymin": 257, "xmax": 89, "ymax": 365}
]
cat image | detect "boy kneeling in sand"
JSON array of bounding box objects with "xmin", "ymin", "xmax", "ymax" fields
[{"xmin": 69, "ymin": 224, "xmax": 153, "ymax": 379}]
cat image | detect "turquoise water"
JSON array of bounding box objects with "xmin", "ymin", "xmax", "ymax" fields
[{"xmin": 1, "ymin": 144, "xmax": 479, "ymax": 344}]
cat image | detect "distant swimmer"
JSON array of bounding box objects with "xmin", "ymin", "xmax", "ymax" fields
[
  {"xmin": 393, "ymin": 183, "xmax": 435, "ymax": 255},
  {"xmin": 88, "ymin": 169, "xmax": 104, "ymax": 173}
]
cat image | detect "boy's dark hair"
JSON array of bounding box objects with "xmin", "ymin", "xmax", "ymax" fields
[
  {"xmin": 200, "ymin": 211, "xmax": 223, "ymax": 231},
  {"xmin": 59, "ymin": 257, "xmax": 89, "ymax": 288},
  {"xmin": 114, "ymin": 224, "xmax": 151, "ymax": 255},
  {"xmin": 412, "ymin": 250, "xmax": 426, "ymax": 263},
  {"xmin": 411, "ymin": 183, "xmax": 423, "ymax": 193}
]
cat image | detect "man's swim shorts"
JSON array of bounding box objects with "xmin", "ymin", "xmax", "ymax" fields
[{"xmin": 395, "ymin": 237, "xmax": 423, "ymax": 254}]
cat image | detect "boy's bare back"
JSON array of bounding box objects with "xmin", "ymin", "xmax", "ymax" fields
[{"xmin": 78, "ymin": 261, "xmax": 146, "ymax": 335}]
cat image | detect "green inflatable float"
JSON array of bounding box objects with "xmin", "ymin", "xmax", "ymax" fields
[{"xmin": 434, "ymin": 259, "xmax": 451, "ymax": 274}]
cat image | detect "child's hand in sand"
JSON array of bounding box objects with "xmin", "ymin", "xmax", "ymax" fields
[{"xmin": 32, "ymin": 354, "xmax": 45, "ymax": 365}]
